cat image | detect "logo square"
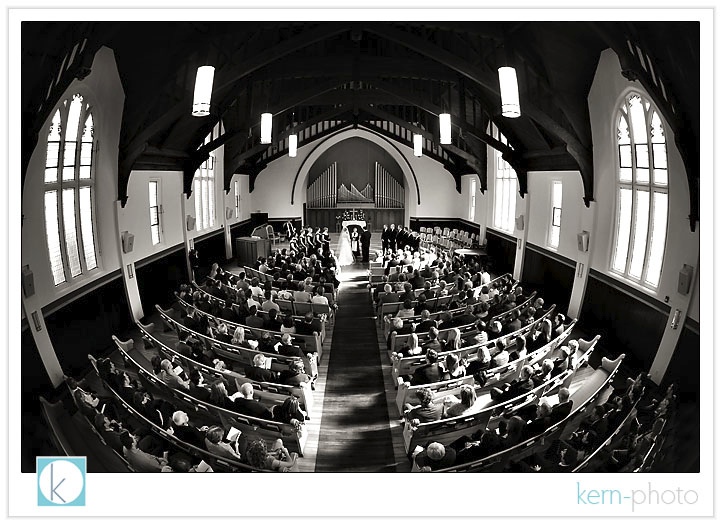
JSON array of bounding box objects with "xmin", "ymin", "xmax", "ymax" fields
[{"xmin": 37, "ymin": 457, "xmax": 86, "ymax": 507}]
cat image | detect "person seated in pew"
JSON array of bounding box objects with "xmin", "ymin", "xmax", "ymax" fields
[
  {"xmin": 188, "ymin": 368, "xmax": 212, "ymax": 402},
  {"xmin": 404, "ymin": 387, "xmax": 443, "ymax": 424},
  {"xmin": 443, "ymin": 353, "xmax": 467, "ymax": 381},
  {"xmin": 421, "ymin": 327, "xmax": 443, "ymax": 353},
  {"xmin": 531, "ymin": 359, "xmax": 555, "ymax": 387},
  {"xmin": 414, "ymin": 442, "xmax": 457, "ymax": 472},
  {"xmin": 263, "ymin": 308, "xmax": 283, "ymax": 332},
  {"xmin": 550, "ymin": 387, "xmax": 574, "ymax": 424},
  {"xmin": 93, "ymin": 413, "xmax": 125, "ymax": 454},
  {"xmin": 170, "ymin": 410, "xmax": 209, "ymax": 449},
  {"xmin": 397, "ymin": 299, "xmax": 415, "ymax": 318},
  {"xmin": 373, "ymin": 275, "xmax": 389, "ymax": 303},
  {"xmin": 507, "ymin": 335, "xmax": 528, "ymax": 362},
  {"xmin": 271, "ymin": 396, "xmax": 307, "ymax": 427},
  {"xmin": 415, "ymin": 310, "xmax": 437, "ymax": 333},
  {"xmin": 552, "ymin": 341, "xmax": 576, "ymax": 376},
  {"xmin": 452, "ymin": 429, "xmax": 502, "ymax": 466},
  {"xmin": 245, "ymin": 306, "xmax": 265, "ymax": 329},
  {"xmin": 376, "ymin": 284, "xmax": 400, "ymax": 315},
  {"xmin": 395, "ymin": 333, "xmax": 424, "ymax": 358},
  {"xmin": 213, "ymin": 323, "xmax": 233, "ymax": 344},
  {"xmin": 208, "ymin": 381, "xmax": 236, "ymax": 411},
  {"xmin": 485, "ymin": 320, "xmax": 503, "ymax": 342},
  {"xmin": 387, "ymin": 317, "xmax": 414, "ymax": 350},
  {"xmin": 490, "ymin": 364, "xmax": 535, "ymax": 402},
  {"xmin": 442, "ymin": 327, "xmax": 462, "ymax": 352},
  {"xmin": 442, "ymin": 384, "xmax": 477, "ymax": 418},
  {"xmin": 257, "ymin": 331, "xmax": 277, "ymax": 354},
  {"xmin": 523, "ymin": 401, "xmax": 554, "ymax": 438},
  {"xmin": 158, "ymin": 359, "xmax": 190, "ymax": 391},
  {"xmin": 296, "ymin": 311, "xmax": 323, "ymax": 337},
  {"xmin": 278, "ymin": 360, "xmax": 313, "ymax": 388},
  {"xmin": 231, "ymin": 383, "xmax": 273, "ymax": 420},
  {"xmin": 245, "ymin": 439, "xmax": 298, "ymax": 472},
  {"xmin": 503, "ymin": 310, "xmax": 522, "ymax": 335},
  {"xmin": 204, "ymin": 425, "xmax": 246, "ymax": 463},
  {"xmin": 490, "ymin": 338, "xmax": 510, "ymax": 368},
  {"xmin": 450, "ymin": 305, "xmax": 478, "ymax": 328},
  {"xmin": 120, "ymin": 430, "xmax": 169, "ymax": 473},
  {"xmin": 245, "ymin": 353, "xmax": 279, "ymax": 383},
  {"xmin": 261, "ymin": 291, "xmax": 280, "ymax": 314},
  {"xmin": 413, "ymin": 294, "xmax": 428, "ymax": 316},
  {"xmin": 275, "ymin": 333, "xmax": 304, "ymax": 358},
  {"xmin": 499, "ymin": 415, "xmax": 527, "ymax": 448},
  {"xmin": 465, "ymin": 346, "xmax": 492, "ymax": 383},
  {"xmin": 311, "ymin": 286, "xmax": 329, "ymax": 306},
  {"xmin": 408, "ymin": 349, "xmax": 444, "ymax": 386}
]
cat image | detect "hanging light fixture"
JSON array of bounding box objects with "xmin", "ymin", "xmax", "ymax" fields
[
  {"xmin": 260, "ymin": 112, "xmax": 272, "ymax": 144},
  {"xmin": 413, "ymin": 134, "xmax": 423, "ymax": 157},
  {"xmin": 498, "ymin": 66, "xmax": 521, "ymax": 118},
  {"xmin": 192, "ymin": 66, "xmax": 215, "ymax": 117},
  {"xmin": 439, "ymin": 113, "xmax": 451, "ymax": 144},
  {"xmin": 288, "ymin": 133, "xmax": 298, "ymax": 157}
]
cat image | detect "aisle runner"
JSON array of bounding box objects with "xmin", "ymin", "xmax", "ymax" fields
[{"xmin": 314, "ymin": 263, "xmax": 395, "ymax": 472}]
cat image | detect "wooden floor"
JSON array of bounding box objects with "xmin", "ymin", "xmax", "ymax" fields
[{"xmin": 315, "ymin": 261, "xmax": 396, "ymax": 472}]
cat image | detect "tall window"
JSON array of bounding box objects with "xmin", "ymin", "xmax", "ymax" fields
[
  {"xmin": 491, "ymin": 123, "xmax": 517, "ymax": 233},
  {"xmin": 611, "ymin": 93, "xmax": 668, "ymax": 289},
  {"xmin": 149, "ymin": 180, "xmax": 162, "ymax": 245},
  {"xmin": 549, "ymin": 181, "xmax": 563, "ymax": 249},
  {"xmin": 44, "ymin": 94, "xmax": 98, "ymax": 286},
  {"xmin": 468, "ymin": 178, "xmax": 477, "ymax": 221},
  {"xmin": 234, "ymin": 180, "xmax": 240, "ymax": 219},
  {"xmin": 194, "ymin": 123, "xmax": 221, "ymax": 231}
]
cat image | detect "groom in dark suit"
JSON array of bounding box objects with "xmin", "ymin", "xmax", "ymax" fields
[{"xmin": 360, "ymin": 227, "xmax": 372, "ymax": 263}]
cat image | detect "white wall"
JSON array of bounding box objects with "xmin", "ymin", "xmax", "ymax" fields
[
  {"xmin": 526, "ymin": 170, "xmax": 584, "ymax": 260},
  {"xmin": 119, "ymin": 170, "xmax": 185, "ymax": 261},
  {"xmin": 251, "ymin": 128, "xmax": 465, "ymax": 221},
  {"xmin": 588, "ymin": 49, "xmax": 700, "ymax": 306},
  {"xmin": 21, "ymin": 46, "xmax": 124, "ymax": 310}
]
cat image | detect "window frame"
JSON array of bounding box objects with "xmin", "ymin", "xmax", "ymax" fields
[
  {"xmin": 234, "ymin": 180, "xmax": 240, "ymax": 219},
  {"xmin": 149, "ymin": 178, "xmax": 163, "ymax": 246},
  {"xmin": 194, "ymin": 124, "xmax": 221, "ymax": 231},
  {"xmin": 468, "ymin": 177, "xmax": 477, "ymax": 221},
  {"xmin": 490, "ymin": 123, "xmax": 517, "ymax": 234},
  {"xmin": 43, "ymin": 93, "xmax": 100, "ymax": 287},
  {"xmin": 609, "ymin": 91, "xmax": 669, "ymax": 290}
]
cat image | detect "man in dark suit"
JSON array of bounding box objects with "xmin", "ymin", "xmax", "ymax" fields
[
  {"xmin": 276, "ymin": 334, "xmax": 305, "ymax": 358},
  {"xmin": 550, "ymin": 387, "xmax": 574, "ymax": 424},
  {"xmin": 388, "ymin": 223, "xmax": 398, "ymax": 251},
  {"xmin": 188, "ymin": 369, "xmax": 211, "ymax": 402},
  {"xmin": 171, "ymin": 411, "xmax": 209, "ymax": 449},
  {"xmin": 360, "ymin": 227, "xmax": 372, "ymax": 263},
  {"xmin": 296, "ymin": 311, "xmax": 323, "ymax": 336},
  {"xmin": 245, "ymin": 354, "xmax": 278, "ymax": 383},
  {"xmin": 381, "ymin": 224, "xmax": 390, "ymax": 252},
  {"xmin": 232, "ymin": 383, "xmax": 273, "ymax": 420}
]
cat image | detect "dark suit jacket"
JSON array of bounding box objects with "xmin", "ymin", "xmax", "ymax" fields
[
  {"xmin": 189, "ymin": 384, "xmax": 211, "ymax": 402},
  {"xmin": 360, "ymin": 230, "xmax": 371, "ymax": 248},
  {"xmin": 411, "ymin": 363, "xmax": 444, "ymax": 385},
  {"xmin": 550, "ymin": 400, "xmax": 573, "ymax": 424},
  {"xmin": 245, "ymin": 366, "xmax": 278, "ymax": 383},
  {"xmin": 278, "ymin": 344, "xmax": 305, "ymax": 359},
  {"xmin": 233, "ymin": 397, "xmax": 273, "ymax": 420},
  {"xmin": 172, "ymin": 424, "xmax": 207, "ymax": 449}
]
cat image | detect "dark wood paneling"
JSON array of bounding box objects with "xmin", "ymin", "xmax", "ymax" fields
[
  {"xmin": 136, "ymin": 246, "xmax": 187, "ymax": 315},
  {"xmin": 663, "ymin": 323, "xmax": 700, "ymax": 396},
  {"xmin": 307, "ymin": 208, "xmax": 403, "ymax": 232},
  {"xmin": 522, "ymin": 244, "xmax": 575, "ymax": 314},
  {"xmin": 580, "ymin": 273, "xmax": 667, "ymax": 371},
  {"xmin": 193, "ymin": 230, "xmax": 227, "ymax": 269},
  {"xmin": 485, "ymin": 229, "xmax": 516, "ymax": 274},
  {"xmin": 44, "ymin": 276, "xmax": 132, "ymax": 375}
]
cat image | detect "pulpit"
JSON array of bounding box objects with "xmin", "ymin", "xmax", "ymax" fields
[{"xmin": 235, "ymin": 236, "xmax": 271, "ymax": 266}]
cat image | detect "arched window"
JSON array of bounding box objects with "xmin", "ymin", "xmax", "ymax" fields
[
  {"xmin": 44, "ymin": 94, "xmax": 98, "ymax": 286},
  {"xmin": 491, "ymin": 123, "xmax": 517, "ymax": 233},
  {"xmin": 611, "ymin": 92, "xmax": 668, "ymax": 289}
]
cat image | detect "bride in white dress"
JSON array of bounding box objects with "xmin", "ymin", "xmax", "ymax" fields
[{"xmin": 336, "ymin": 226, "xmax": 355, "ymax": 267}]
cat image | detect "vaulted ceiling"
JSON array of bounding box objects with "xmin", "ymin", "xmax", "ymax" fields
[{"xmin": 21, "ymin": 20, "xmax": 700, "ymax": 229}]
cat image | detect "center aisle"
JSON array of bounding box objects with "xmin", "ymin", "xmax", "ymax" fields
[{"xmin": 314, "ymin": 260, "xmax": 396, "ymax": 472}]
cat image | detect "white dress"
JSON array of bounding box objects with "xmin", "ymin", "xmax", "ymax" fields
[{"xmin": 336, "ymin": 229, "xmax": 355, "ymax": 267}]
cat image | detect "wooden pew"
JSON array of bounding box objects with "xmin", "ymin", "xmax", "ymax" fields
[
  {"xmin": 433, "ymin": 352, "xmax": 625, "ymax": 472},
  {"xmin": 155, "ymin": 305, "xmax": 317, "ymax": 380},
  {"xmin": 136, "ymin": 321, "xmax": 313, "ymax": 414},
  {"xmin": 390, "ymin": 305, "xmax": 558, "ymax": 385},
  {"xmin": 111, "ymin": 338, "xmax": 308, "ymax": 456}
]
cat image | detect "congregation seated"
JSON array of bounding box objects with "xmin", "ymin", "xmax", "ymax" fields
[
  {"xmin": 408, "ymin": 349, "xmax": 444, "ymax": 385},
  {"xmin": 204, "ymin": 425, "xmax": 245, "ymax": 463},
  {"xmin": 245, "ymin": 353, "xmax": 279, "ymax": 383},
  {"xmin": 232, "ymin": 383, "xmax": 273, "ymax": 420},
  {"xmin": 245, "ymin": 438, "xmax": 298, "ymax": 472},
  {"xmin": 404, "ymin": 387, "xmax": 443, "ymax": 424},
  {"xmin": 414, "ymin": 442, "xmax": 457, "ymax": 472}
]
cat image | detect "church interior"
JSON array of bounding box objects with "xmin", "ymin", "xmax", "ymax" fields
[{"xmin": 18, "ymin": 19, "xmax": 702, "ymax": 476}]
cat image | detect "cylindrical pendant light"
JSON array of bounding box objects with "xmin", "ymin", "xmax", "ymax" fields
[
  {"xmin": 413, "ymin": 134, "xmax": 423, "ymax": 157},
  {"xmin": 288, "ymin": 134, "xmax": 298, "ymax": 157},
  {"xmin": 192, "ymin": 65, "xmax": 215, "ymax": 117},
  {"xmin": 260, "ymin": 113, "xmax": 272, "ymax": 144},
  {"xmin": 439, "ymin": 113, "xmax": 451, "ymax": 144},
  {"xmin": 498, "ymin": 66, "xmax": 521, "ymax": 118}
]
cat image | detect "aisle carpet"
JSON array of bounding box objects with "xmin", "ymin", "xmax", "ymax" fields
[{"xmin": 314, "ymin": 262, "xmax": 395, "ymax": 472}]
